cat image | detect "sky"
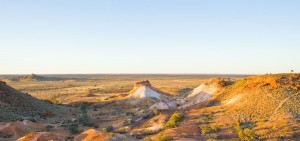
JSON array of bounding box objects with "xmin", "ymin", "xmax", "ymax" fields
[{"xmin": 0, "ymin": 0, "xmax": 299, "ymax": 74}]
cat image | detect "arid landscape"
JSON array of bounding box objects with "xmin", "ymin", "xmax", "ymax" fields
[
  {"xmin": 1, "ymin": 0, "xmax": 300, "ymax": 140},
  {"xmin": 1, "ymin": 73, "xmax": 300, "ymax": 141}
]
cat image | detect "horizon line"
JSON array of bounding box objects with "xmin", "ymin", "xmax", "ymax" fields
[{"xmin": 0, "ymin": 73, "xmax": 259, "ymax": 76}]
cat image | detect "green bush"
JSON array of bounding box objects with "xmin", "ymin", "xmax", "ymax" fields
[
  {"xmin": 68, "ymin": 121, "xmax": 79, "ymax": 134},
  {"xmin": 207, "ymin": 133, "xmax": 219, "ymax": 141},
  {"xmin": 46, "ymin": 125, "xmax": 54, "ymax": 131},
  {"xmin": 103, "ymin": 125, "xmax": 114, "ymax": 132},
  {"xmin": 165, "ymin": 112, "xmax": 184, "ymax": 128},
  {"xmin": 201, "ymin": 114, "xmax": 213, "ymax": 124},
  {"xmin": 158, "ymin": 133, "xmax": 173, "ymax": 141},
  {"xmin": 143, "ymin": 136, "xmax": 153, "ymax": 141},
  {"xmin": 109, "ymin": 132, "xmax": 114, "ymax": 137},
  {"xmin": 78, "ymin": 104, "xmax": 91, "ymax": 126},
  {"xmin": 152, "ymin": 108, "xmax": 160, "ymax": 116},
  {"xmin": 210, "ymin": 124, "xmax": 220, "ymax": 132},
  {"xmin": 49, "ymin": 95, "xmax": 61, "ymax": 104},
  {"xmin": 232, "ymin": 120, "xmax": 258, "ymax": 141},
  {"xmin": 237, "ymin": 128, "xmax": 258, "ymax": 141},
  {"xmin": 200, "ymin": 125, "xmax": 210, "ymax": 135},
  {"xmin": 199, "ymin": 124, "xmax": 219, "ymax": 135},
  {"xmin": 78, "ymin": 113, "xmax": 89, "ymax": 125}
]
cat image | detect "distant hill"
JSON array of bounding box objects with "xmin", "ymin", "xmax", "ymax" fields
[
  {"xmin": 0, "ymin": 81, "xmax": 70, "ymax": 121},
  {"xmin": 19, "ymin": 73, "xmax": 46, "ymax": 81},
  {"xmin": 13, "ymin": 74, "xmax": 90, "ymax": 82}
]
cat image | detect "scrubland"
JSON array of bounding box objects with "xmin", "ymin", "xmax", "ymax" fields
[{"xmin": 2, "ymin": 74, "xmax": 246, "ymax": 104}]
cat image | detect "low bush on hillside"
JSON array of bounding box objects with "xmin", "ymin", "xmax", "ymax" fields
[
  {"xmin": 198, "ymin": 112, "xmax": 220, "ymax": 139},
  {"xmin": 68, "ymin": 120, "xmax": 79, "ymax": 134},
  {"xmin": 206, "ymin": 133, "xmax": 220, "ymax": 141},
  {"xmin": 232, "ymin": 120, "xmax": 258, "ymax": 141},
  {"xmin": 165, "ymin": 112, "xmax": 184, "ymax": 128},
  {"xmin": 238, "ymin": 128, "xmax": 257, "ymax": 141},
  {"xmin": 201, "ymin": 114, "xmax": 214, "ymax": 124},
  {"xmin": 103, "ymin": 125, "xmax": 114, "ymax": 132},
  {"xmin": 78, "ymin": 103, "xmax": 97, "ymax": 127},
  {"xmin": 46, "ymin": 125, "xmax": 54, "ymax": 131},
  {"xmin": 157, "ymin": 133, "xmax": 173, "ymax": 141},
  {"xmin": 126, "ymin": 112, "xmax": 135, "ymax": 116},
  {"xmin": 49, "ymin": 95, "xmax": 61, "ymax": 104},
  {"xmin": 143, "ymin": 136, "xmax": 153, "ymax": 141},
  {"xmin": 200, "ymin": 124, "xmax": 219, "ymax": 135},
  {"xmin": 152, "ymin": 108, "xmax": 160, "ymax": 115}
]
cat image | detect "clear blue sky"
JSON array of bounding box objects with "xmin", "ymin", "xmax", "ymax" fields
[{"xmin": 0, "ymin": 0, "xmax": 299, "ymax": 74}]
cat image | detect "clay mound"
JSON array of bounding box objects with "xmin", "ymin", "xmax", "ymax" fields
[
  {"xmin": 18, "ymin": 132, "xmax": 66, "ymax": 141},
  {"xmin": 74, "ymin": 129, "xmax": 127, "ymax": 141},
  {"xmin": 74, "ymin": 129, "xmax": 110, "ymax": 141},
  {"xmin": 128, "ymin": 80, "xmax": 169, "ymax": 99},
  {"xmin": 0, "ymin": 81, "xmax": 69, "ymax": 121},
  {"xmin": 0, "ymin": 120, "xmax": 46, "ymax": 139}
]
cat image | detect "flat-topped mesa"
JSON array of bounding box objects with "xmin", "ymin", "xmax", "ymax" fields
[{"xmin": 134, "ymin": 80, "xmax": 151, "ymax": 88}]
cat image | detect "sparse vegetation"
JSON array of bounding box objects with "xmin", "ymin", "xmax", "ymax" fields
[
  {"xmin": 78, "ymin": 104, "xmax": 91, "ymax": 126},
  {"xmin": 157, "ymin": 132, "xmax": 173, "ymax": 141},
  {"xmin": 49, "ymin": 95, "xmax": 61, "ymax": 104},
  {"xmin": 46, "ymin": 125, "xmax": 54, "ymax": 131},
  {"xmin": 165, "ymin": 112, "xmax": 184, "ymax": 128},
  {"xmin": 238, "ymin": 128, "xmax": 257, "ymax": 141},
  {"xmin": 200, "ymin": 124, "xmax": 219, "ymax": 135},
  {"xmin": 143, "ymin": 136, "xmax": 153, "ymax": 141},
  {"xmin": 68, "ymin": 120, "xmax": 79, "ymax": 134},
  {"xmin": 103, "ymin": 125, "xmax": 114, "ymax": 132},
  {"xmin": 206, "ymin": 133, "xmax": 220, "ymax": 141},
  {"xmin": 232, "ymin": 120, "xmax": 258, "ymax": 141},
  {"xmin": 152, "ymin": 108, "xmax": 160, "ymax": 116}
]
